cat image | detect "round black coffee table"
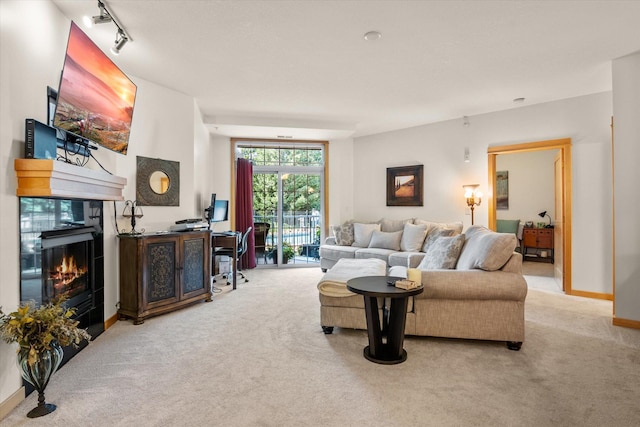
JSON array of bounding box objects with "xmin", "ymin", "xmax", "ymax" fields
[{"xmin": 347, "ymin": 275, "xmax": 424, "ymax": 364}]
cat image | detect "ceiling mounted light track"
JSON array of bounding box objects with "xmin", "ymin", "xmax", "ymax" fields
[{"xmin": 83, "ymin": 0, "xmax": 132, "ymax": 54}]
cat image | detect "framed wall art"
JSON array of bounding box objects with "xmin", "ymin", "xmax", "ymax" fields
[
  {"xmin": 386, "ymin": 165, "xmax": 424, "ymax": 206},
  {"xmin": 496, "ymin": 170, "xmax": 509, "ymax": 210}
]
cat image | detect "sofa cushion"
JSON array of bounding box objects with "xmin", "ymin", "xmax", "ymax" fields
[
  {"xmin": 389, "ymin": 251, "xmax": 424, "ymax": 267},
  {"xmin": 418, "ymin": 234, "xmax": 465, "ymax": 270},
  {"xmin": 380, "ymin": 217, "xmax": 413, "ymax": 232},
  {"xmin": 319, "ymin": 244, "xmax": 359, "ymax": 261},
  {"xmin": 355, "ymin": 247, "xmax": 395, "ymax": 263},
  {"xmin": 330, "ymin": 221, "xmax": 355, "ymax": 246},
  {"xmin": 352, "ymin": 223, "xmax": 381, "ymax": 247},
  {"xmin": 368, "ymin": 230, "xmax": 403, "ymax": 250},
  {"xmin": 400, "ymin": 223, "xmax": 428, "ymax": 252},
  {"xmin": 456, "ymin": 225, "xmax": 518, "ymax": 271},
  {"xmin": 422, "ymin": 226, "xmax": 456, "ymax": 252},
  {"xmin": 414, "ymin": 219, "xmax": 463, "ymax": 235}
]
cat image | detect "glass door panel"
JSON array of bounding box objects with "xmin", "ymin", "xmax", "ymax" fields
[{"xmin": 281, "ymin": 173, "xmax": 321, "ymax": 265}]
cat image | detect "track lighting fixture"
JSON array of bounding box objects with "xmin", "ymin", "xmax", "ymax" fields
[
  {"xmin": 83, "ymin": 1, "xmax": 112, "ymax": 27},
  {"xmin": 110, "ymin": 30, "xmax": 128, "ymax": 55},
  {"xmin": 83, "ymin": 0, "xmax": 132, "ymax": 54}
]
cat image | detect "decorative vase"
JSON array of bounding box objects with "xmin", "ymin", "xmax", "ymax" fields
[{"xmin": 17, "ymin": 342, "xmax": 64, "ymax": 418}]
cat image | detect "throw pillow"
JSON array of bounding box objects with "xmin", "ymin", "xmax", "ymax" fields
[
  {"xmin": 400, "ymin": 223, "xmax": 428, "ymax": 252},
  {"xmin": 368, "ymin": 230, "xmax": 403, "ymax": 251},
  {"xmin": 330, "ymin": 221, "xmax": 355, "ymax": 246},
  {"xmin": 380, "ymin": 218, "xmax": 413, "ymax": 232},
  {"xmin": 352, "ymin": 223, "xmax": 381, "ymax": 247},
  {"xmin": 422, "ymin": 226, "xmax": 456, "ymax": 253},
  {"xmin": 455, "ymin": 225, "xmax": 518, "ymax": 271},
  {"xmin": 418, "ymin": 234, "xmax": 465, "ymax": 269}
]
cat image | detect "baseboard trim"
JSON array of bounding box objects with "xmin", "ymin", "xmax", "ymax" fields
[
  {"xmin": 104, "ymin": 313, "xmax": 119, "ymax": 330},
  {"xmin": 0, "ymin": 386, "xmax": 25, "ymax": 421},
  {"xmin": 613, "ymin": 317, "xmax": 640, "ymax": 330},
  {"xmin": 568, "ymin": 290, "xmax": 613, "ymax": 301}
]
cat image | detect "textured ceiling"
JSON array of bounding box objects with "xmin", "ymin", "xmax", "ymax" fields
[{"xmin": 51, "ymin": 0, "xmax": 640, "ymax": 140}]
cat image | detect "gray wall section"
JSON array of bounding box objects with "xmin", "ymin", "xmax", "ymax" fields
[{"xmin": 613, "ymin": 51, "xmax": 640, "ymax": 322}]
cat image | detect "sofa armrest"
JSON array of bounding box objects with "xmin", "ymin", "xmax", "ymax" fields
[
  {"xmin": 324, "ymin": 236, "xmax": 337, "ymax": 245},
  {"xmin": 417, "ymin": 270, "xmax": 527, "ymax": 301},
  {"xmin": 501, "ymin": 252, "xmax": 523, "ymax": 274}
]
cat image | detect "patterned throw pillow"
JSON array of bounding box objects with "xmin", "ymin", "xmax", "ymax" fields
[
  {"xmin": 422, "ymin": 226, "xmax": 456, "ymax": 252},
  {"xmin": 330, "ymin": 221, "xmax": 354, "ymax": 246},
  {"xmin": 418, "ymin": 234, "xmax": 465, "ymax": 270}
]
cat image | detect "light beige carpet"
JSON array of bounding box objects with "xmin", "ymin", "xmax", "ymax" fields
[{"xmin": 3, "ymin": 268, "xmax": 640, "ymax": 426}]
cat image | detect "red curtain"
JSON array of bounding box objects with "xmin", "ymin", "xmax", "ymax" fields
[{"xmin": 235, "ymin": 158, "xmax": 256, "ymax": 269}]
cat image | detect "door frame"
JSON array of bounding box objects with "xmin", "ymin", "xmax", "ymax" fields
[
  {"xmin": 487, "ymin": 138, "xmax": 573, "ymax": 294},
  {"xmin": 230, "ymin": 138, "xmax": 329, "ymax": 267}
]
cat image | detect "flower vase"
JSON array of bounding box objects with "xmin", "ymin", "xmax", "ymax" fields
[{"xmin": 18, "ymin": 342, "xmax": 64, "ymax": 418}]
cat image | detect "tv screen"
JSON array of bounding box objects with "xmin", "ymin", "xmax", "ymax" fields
[
  {"xmin": 211, "ymin": 200, "xmax": 229, "ymax": 223},
  {"xmin": 53, "ymin": 22, "xmax": 136, "ymax": 155}
]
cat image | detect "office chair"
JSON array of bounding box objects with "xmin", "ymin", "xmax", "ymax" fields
[{"xmin": 217, "ymin": 226, "xmax": 252, "ymax": 285}]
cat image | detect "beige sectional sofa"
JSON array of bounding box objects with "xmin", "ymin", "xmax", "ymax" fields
[
  {"xmin": 317, "ymin": 225, "xmax": 528, "ymax": 350},
  {"xmin": 320, "ymin": 218, "xmax": 464, "ymax": 271}
]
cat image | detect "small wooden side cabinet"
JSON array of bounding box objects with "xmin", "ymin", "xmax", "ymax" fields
[
  {"xmin": 118, "ymin": 230, "xmax": 211, "ymax": 324},
  {"xmin": 522, "ymin": 227, "xmax": 554, "ymax": 263}
]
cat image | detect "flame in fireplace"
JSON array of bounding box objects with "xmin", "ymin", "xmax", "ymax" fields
[{"xmin": 51, "ymin": 255, "xmax": 87, "ymax": 290}]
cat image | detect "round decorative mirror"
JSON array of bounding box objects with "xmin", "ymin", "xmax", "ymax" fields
[
  {"xmin": 136, "ymin": 156, "xmax": 180, "ymax": 206},
  {"xmin": 149, "ymin": 170, "xmax": 170, "ymax": 194}
]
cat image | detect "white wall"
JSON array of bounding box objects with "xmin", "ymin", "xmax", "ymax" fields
[
  {"xmin": 495, "ymin": 150, "xmax": 558, "ymax": 225},
  {"xmin": 612, "ymin": 51, "xmax": 640, "ymax": 323},
  {"xmin": 353, "ymin": 92, "xmax": 613, "ymax": 295},
  {"xmin": 0, "ymin": 0, "xmax": 70, "ymax": 407},
  {"xmin": 0, "ymin": 0, "xmax": 210, "ymax": 408}
]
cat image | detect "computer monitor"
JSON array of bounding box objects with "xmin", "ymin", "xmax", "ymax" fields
[{"xmin": 211, "ymin": 200, "xmax": 229, "ymax": 222}]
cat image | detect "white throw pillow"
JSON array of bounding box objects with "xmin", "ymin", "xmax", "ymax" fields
[
  {"xmin": 422, "ymin": 226, "xmax": 456, "ymax": 252},
  {"xmin": 455, "ymin": 225, "xmax": 517, "ymax": 271},
  {"xmin": 368, "ymin": 230, "xmax": 403, "ymax": 250},
  {"xmin": 352, "ymin": 223, "xmax": 381, "ymax": 247},
  {"xmin": 400, "ymin": 223, "xmax": 428, "ymax": 252},
  {"xmin": 418, "ymin": 234, "xmax": 465, "ymax": 270}
]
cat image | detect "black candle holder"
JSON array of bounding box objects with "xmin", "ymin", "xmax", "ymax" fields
[{"xmin": 122, "ymin": 200, "xmax": 144, "ymax": 234}]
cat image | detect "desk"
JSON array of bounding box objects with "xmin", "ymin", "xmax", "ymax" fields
[{"xmin": 212, "ymin": 232, "xmax": 239, "ymax": 290}]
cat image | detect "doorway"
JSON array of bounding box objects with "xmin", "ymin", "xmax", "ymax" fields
[{"xmin": 488, "ymin": 138, "xmax": 573, "ymax": 294}]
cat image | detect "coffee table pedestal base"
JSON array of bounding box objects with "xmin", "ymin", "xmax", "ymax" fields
[{"xmin": 363, "ymin": 345, "xmax": 407, "ymax": 365}]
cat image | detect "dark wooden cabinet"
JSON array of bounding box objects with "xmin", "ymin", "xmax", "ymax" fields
[
  {"xmin": 118, "ymin": 230, "xmax": 211, "ymax": 324},
  {"xmin": 522, "ymin": 227, "xmax": 554, "ymax": 263}
]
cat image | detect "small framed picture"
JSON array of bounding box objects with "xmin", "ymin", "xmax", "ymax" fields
[{"xmin": 386, "ymin": 165, "xmax": 424, "ymax": 206}]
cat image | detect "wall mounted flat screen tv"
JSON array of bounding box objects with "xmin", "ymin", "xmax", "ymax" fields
[{"xmin": 53, "ymin": 22, "xmax": 136, "ymax": 155}]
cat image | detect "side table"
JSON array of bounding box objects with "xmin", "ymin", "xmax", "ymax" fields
[{"xmin": 347, "ymin": 276, "xmax": 424, "ymax": 364}]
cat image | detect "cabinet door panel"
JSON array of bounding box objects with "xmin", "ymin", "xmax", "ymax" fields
[
  {"xmin": 523, "ymin": 230, "xmax": 537, "ymax": 247},
  {"xmin": 182, "ymin": 236, "xmax": 206, "ymax": 295},
  {"xmin": 145, "ymin": 240, "xmax": 179, "ymax": 306}
]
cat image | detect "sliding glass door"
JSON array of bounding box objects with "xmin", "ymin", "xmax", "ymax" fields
[{"xmin": 238, "ymin": 143, "xmax": 325, "ymax": 267}]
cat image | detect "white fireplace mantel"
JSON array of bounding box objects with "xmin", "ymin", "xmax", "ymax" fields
[{"xmin": 14, "ymin": 159, "xmax": 127, "ymax": 201}]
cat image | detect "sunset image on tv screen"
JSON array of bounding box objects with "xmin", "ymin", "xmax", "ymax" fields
[{"xmin": 53, "ymin": 22, "xmax": 136, "ymax": 154}]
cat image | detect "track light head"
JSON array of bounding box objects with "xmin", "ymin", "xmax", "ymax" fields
[{"xmin": 110, "ymin": 30, "xmax": 128, "ymax": 55}]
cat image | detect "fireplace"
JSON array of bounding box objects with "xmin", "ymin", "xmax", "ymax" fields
[
  {"xmin": 41, "ymin": 226, "xmax": 94, "ymax": 316},
  {"xmin": 19, "ymin": 198, "xmax": 105, "ymax": 376}
]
